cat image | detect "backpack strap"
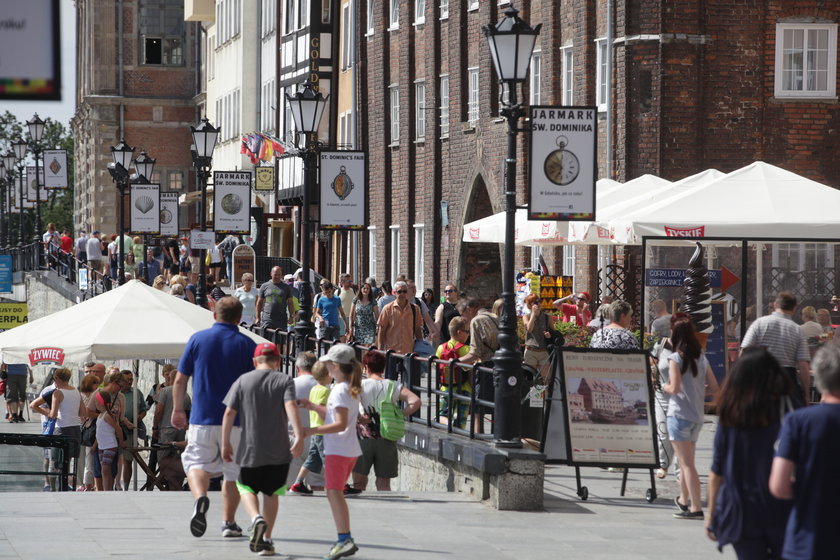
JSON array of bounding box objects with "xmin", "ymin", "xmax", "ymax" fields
[{"xmin": 385, "ymin": 380, "xmax": 396, "ymax": 403}]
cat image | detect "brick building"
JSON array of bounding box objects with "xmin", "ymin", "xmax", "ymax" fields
[
  {"xmin": 355, "ymin": 1, "xmax": 840, "ymax": 304},
  {"xmin": 71, "ymin": 0, "xmax": 201, "ymax": 236}
]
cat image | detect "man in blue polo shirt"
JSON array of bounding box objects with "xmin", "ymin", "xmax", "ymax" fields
[{"xmin": 172, "ymin": 296, "xmax": 257, "ymax": 539}]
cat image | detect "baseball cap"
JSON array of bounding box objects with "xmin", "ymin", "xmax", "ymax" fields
[
  {"xmin": 284, "ymin": 273, "xmax": 294, "ymax": 281},
  {"xmin": 319, "ymin": 344, "xmax": 356, "ymax": 365},
  {"xmin": 578, "ymin": 291, "xmax": 591, "ymax": 302},
  {"xmin": 254, "ymin": 342, "xmax": 280, "ymax": 358}
]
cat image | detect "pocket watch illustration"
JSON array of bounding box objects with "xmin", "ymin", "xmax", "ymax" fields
[
  {"xmin": 331, "ymin": 165, "xmax": 354, "ymax": 200},
  {"xmin": 543, "ymin": 136, "xmax": 580, "ymax": 186}
]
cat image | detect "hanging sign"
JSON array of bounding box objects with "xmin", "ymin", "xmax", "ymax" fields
[
  {"xmin": 43, "ymin": 150, "xmax": 68, "ymax": 189},
  {"xmin": 255, "ymin": 166, "xmax": 275, "ymax": 191},
  {"xmin": 213, "ymin": 171, "xmax": 251, "ymax": 233},
  {"xmin": 25, "ymin": 166, "xmax": 42, "ymax": 201},
  {"xmin": 190, "ymin": 229, "xmax": 216, "ymax": 250},
  {"xmin": 0, "ymin": 256, "xmax": 12, "ymax": 293},
  {"xmin": 528, "ymin": 106, "xmax": 597, "ymax": 221},
  {"xmin": 129, "ymin": 184, "xmax": 161, "ymax": 234},
  {"xmin": 159, "ymin": 192, "xmax": 180, "ymax": 237},
  {"xmin": 319, "ymin": 151, "xmax": 367, "ymax": 230},
  {"xmin": 13, "ymin": 175, "xmax": 33, "ymax": 209}
]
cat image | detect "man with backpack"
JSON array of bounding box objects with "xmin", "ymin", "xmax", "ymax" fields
[{"xmin": 435, "ymin": 317, "xmax": 472, "ymax": 429}]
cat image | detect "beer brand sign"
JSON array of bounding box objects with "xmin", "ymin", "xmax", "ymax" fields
[
  {"xmin": 468, "ymin": 227, "xmax": 480, "ymax": 240},
  {"xmin": 29, "ymin": 347, "xmax": 66, "ymax": 366},
  {"xmin": 664, "ymin": 225, "xmax": 706, "ymax": 237}
]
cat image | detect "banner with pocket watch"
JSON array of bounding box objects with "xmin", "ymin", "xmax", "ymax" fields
[
  {"xmin": 319, "ymin": 151, "xmax": 367, "ymax": 230},
  {"xmin": 129, "ymin": 184, "xmax": 161, "ymax": 234},
  {"xmin": 214, "ymin": 171, "xmax": 252, "ymax": 234},
  {"xmin": 159, "ymin": 192, "xmax": 180, "ymax": 237},
  {"xmin": 528, "ymin": 106, "xmax": 597, "ymax": 221}
]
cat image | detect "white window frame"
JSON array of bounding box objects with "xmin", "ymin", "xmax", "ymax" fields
[
  {"xmin": 561, "ymin": 45, "xmax": 574, "ymax": 105},
  {"xmin": 595, "ymin": 38, "xmax": 608, "ymax": 111},
  {"xmin": 414, "ymin": 224, "xmax": 425, "ymax": 291},
  {"xmin": 564, "ymin": 246, "xmax": 576, "ymax": 278},
  {"xmin": 531, "ymin": 246, "xmax": 543, "ymax": 273},
  {"xmin": 366, "ymin": 0, "xmax": 374, "ymax": 36},
  {"xmin": 439, "ymin": 74, "xmax": 449, "ymax": 138},
  {"xmin": 390, "ymin": 225, "xmax": 400, "ymax": 278},
  {"xmin": 467, "ymin": 0, "xmax": 478, "ymax": 11},
  {"xmin": 301, "ymin": 0, "xmax": 310, "ymax": 28},
  {"xmin": 415, "ymin": 81, "xmax": 426, "ymax": 140},
  {"xmin": 341, "ymin": 2, "xmax": 351, "ymax": 70},
  {"xmin": 414, "ymin": 0, "xmax": 425, "ymax": 25},
  {"xmin": 368, "ymin": 226, "xmax": 377, "ymax": 278},
  {"xmin": 775, "ymin": 23, "xmax": 837, "ymax": 98},
  {"xmin": 467, "ymin": 67, "xmax": 479, "ymax": 126},
  {"xmin": 439, "ymin": 0, "xmax": 448, "ymax": 20},
  {"xmin": 530, "ymin": 49, "xmax": 541, "ymax": 105},
  {"xmin": 389, "ymin": 0, "xmax": 398, "ymax": 30},
  {"xmin": 389, "ymin": 85, "xmax": 400, "ymax": 145}
]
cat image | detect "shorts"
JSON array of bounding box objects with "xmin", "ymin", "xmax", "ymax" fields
[
  {"xmin": 188, "ymin": 256, "xmax": 199, "ymax": 272},
  {"xmin": 52, "ymin": 425, "xmax": 81, "ymax": 462},
  {"xmin": 302, "ymin": 434, "xmax": 325, "ymax": 474},
  {"xmin": 98, "ymin": 448, "xmax": 118, "ymax": 471},
  {"xmin": 666, "ymin": 416, "xmax": 703, "ymax": 442},
  {"xmin": 237, "ymin": 463, "xmax": 290, "ymax": 495},
  {"xmin": 181, "ymin": 424, "xmax": 241, "ymax": 481},
  {"xmin": 523, "ymin": 348, "xmax": 550, "ymax": 369},
  {"xmin": 324, "ymin": 455, "xmax": 358, "ymax": 491},
  {"xmin": 4, "ymin": 375, "xmax": 27, "ymax": 402},
  {"xmin": 88, "ymin": 259, "xmax": 101, "ymax": 270},
  {"xmin": 353, "ymin": 438, "xmax": 398, "ymax": 479}
]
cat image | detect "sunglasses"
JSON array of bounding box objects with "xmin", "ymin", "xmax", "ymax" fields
[
  {"xmin": 395, "ymin": 290, "xmax": 407, "ymax": 294},
  {"xmin": 444, "ymin": 289, "xmax": 455, "ymax": 293}
]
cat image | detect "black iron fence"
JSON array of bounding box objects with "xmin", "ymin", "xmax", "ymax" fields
[{"xmin": 0, "ymin": 433, "xmax": 75, "ymax": 491}]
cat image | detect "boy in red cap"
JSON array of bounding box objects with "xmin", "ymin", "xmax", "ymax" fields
[
  {"xmin": 552, "ymin": 291, "xmax": 592, "ymax": 327},
  {"xmin": 222, "ymin": 342, "xmax": 304, "ymax": 556}
]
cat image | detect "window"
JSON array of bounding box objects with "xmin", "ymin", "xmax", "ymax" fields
[
  {"xmin": 301, "ymin": 0, "xmax": 310, "ymax": 27},
  {"xmin": 321, "ymin": 0, "xmax": 330, "ymax": 23},
  {"xmin": 389, "ymin": 0, "xmax": 399, "ymax": 29},
  {"xmin": 439, "ymin": 74, "xmax": 450, "ymax": 138},
  {"xmin": 439, "ymin": 0, "xmax": 448, "ymax": 19},
  {"xmin": 414, "ymin": 225, "xmax": 425, "ymax": 291},
  {"xmin": 285, "ymin": 0, "xmax": 298, "ymax": 33},
  {"xmin": 339, "ymin": 110, "xmax": 354, "ymax": 148},
  {"xmin": 595, "ymin": 38, "xmax": 608, "ymax": 110},
  {"xmin": 531, "ymin": 246, "xmax": 543, "ymax": 273},
  {"xmin": 775, "ymin": 23, "xmax": 837, "ymax": 98},
  {"xmin": 169, "ymin": 171, "xmax": 184, "ymax": 190},
  {"xmin": 366, "ymin": 0, "xmax": 374, "ymax": 35},
  {"xmin": 341, "ymin": 3, "xmax": 352, "ymax": 70},
  {"xmin": 467, "ymin": 67, "xmax": 479, "ymax": 126},
  {"xmin": 368, "ymin": 226, "xmax": 377, "ymax": 278},
  {"xmin": 262, "ymin": 0, "xmax": 276, "ymax": 37},
  {"xmin": 564, "ymin": 246, "xmax": 576, "ymax": 278},
  {"xmin": 389, "ymin": 85, "xmax": 400, "ymax": 144},
  {"xmin": 772, "ymin": 243, "xmax": 835, "ymax": 295},
  {"xmin": 390, "ymin": 225, "xmax": 400, "ymax": 278},
  {"xmin": 233, "ymin": 0, "xmax": 240, "ymax": 37},
  {"xmin": 233, "ymin": 89, "xmax": 240, "ymax": 138},
  {"xmin": 468, "ymin": 0, "xmax": 478, "ymax": 11},
  {"xmin": 530, "ymin": 49, "xmax": 541, "ymax": 105},
  {"xmin": 562, "ymin": 45, "xmax": 574, "ymax": 105},
  {"xmin": 415, "ymin": 0, "xmax": 425, "ymax": 25},
  {"xmin": 415, "ymin": 81, "xmax": 426, "ymax": 140},
  {"xmin": 139, "ymin": 0, "xmax": 185, "ymax": 65}
]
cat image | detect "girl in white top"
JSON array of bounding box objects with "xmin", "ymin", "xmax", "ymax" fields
[
  {"xmin": 233, "ymin": 272, "xmax": 258, "ymax": 325},
  {"xmin": 299, "ymin": 344, "xmax": 362, "ymax": 560}
]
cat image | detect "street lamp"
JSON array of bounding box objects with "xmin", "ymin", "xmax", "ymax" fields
[
  {"xmin": 133, "ymin": 150, "xmax": 156, "ymax": 284},
  {"xmin": 190, "ymin": 118, "xmax": 220, "ymax": 308},
  {"xmin": 26, "ymin": 113, "xmax": 45, "ymax": 263},
  {"xmin": 12, "ymin": 139, "xmax": 28, "ymax": 247},
  {"xmin": 2, "ymin": 152, "xmax": 15, "ymax": 248},
  {"xmin": 483, "ymin": 6, "xmax": 541, "ymax": 447},
  {"xmin": 285, "ymin": 81, "xmax": 329, "ymax": 350},
  {"xmin": 108, "ymin": 138, "xmax": 135, "ymax": 285}
]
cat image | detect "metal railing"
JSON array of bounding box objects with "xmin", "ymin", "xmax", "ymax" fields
[{"xmin": 0, "ymin": 433, "xmax": 74, "ymax": 491}]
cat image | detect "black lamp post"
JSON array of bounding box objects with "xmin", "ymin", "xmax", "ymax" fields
[
  {"xmin": 483, "ymin": 6, "xmax": 541, "ymax": 447},
  {"xmin": 2, "ymin": 152, "xmax": 15, "ymax": 248},
  {"xmin": 190, "ymin": 118, "xmax": 220, "ymax": 309},
  {"xmin": 108, "ymin": 138, "xmax": 135, "ymax": 286},
  {"xmin": 285, "ymin": 81, "xmax": 329, "ymax": 350},
  {"xmin": 0, "ymin": 160, "xmax": 6, "ymax": 248},
  {"xmin": 133, "ymin": 150, "xmax": 156, "ymax": 284},
  {"xmin": 26, "ymin": 113, "xmax": 45, "ymax": 264},
  {"xmin": 12, "ymin": 139, "xmax": 28, "ymax": 248}
]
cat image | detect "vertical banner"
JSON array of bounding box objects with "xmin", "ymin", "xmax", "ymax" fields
[
  {"xmin": 319, "ymin": 151, "xmax": 367, "ymax": 230},
  {"xmin": 43, "ymin": 149, "xmax": 68, "ymax": 189},
  {"xmin": 528, "ymin": 106, "xmax": 597, "ymax": 221},
  {"xmin": 129, "ymin": 184, "xmax": 161, "ymax": 234},
  {"xmin": 15, "ymin": 174, "xmax": 33, "ymax": 209},
  {"xmin": 25, "ymin": 166, "xmax": 41, "ymax": 201},
  {"xmin": 0, "ymin": 255, "xmax": 12, "ymax": 293},
  {"xmin": 213, "ymin": 171, "xmax": 251, "ymax": 233},
  {"xmin": 159, "ymin": 192, "xmax": 180, "ymax": 237},
  {"xmin": 254, "ymin": 166, "xmax": 275, "ymax": 191}
]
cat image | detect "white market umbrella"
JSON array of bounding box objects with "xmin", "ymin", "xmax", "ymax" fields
[{"xmin": 0, "ymin": 280, "xmax": 269, "ymax": 365}]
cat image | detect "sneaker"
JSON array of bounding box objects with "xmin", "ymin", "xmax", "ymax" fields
[
  {"xmin": 674, "ymin": 496, "xmax": 689, "ymax": 512},
  {"xmin": 343, "ymin": 484, "xmax": 362, "ymax": 496},
  {"xmin": 256, "ymin": 538, "xmax": 275, "ymax": 557},
  {"xmin": 323, "ymin": 538, "xmax": 358, "ymax": 560},
  {"xmin": 17, "ymin": 412, "xmax": 24, "ymax": 422},
  {"xmin": 190, "ymin": 496, "xmax": 210, "ymax": 537},
  {"xmin": 289, "ymin": 481, "xmax": 314, "ymax": 495},
  {"xmin": 673, "ymin": 510, "xmax": 704, "ymax": 520},
  {"xmin": 42, "ymin": 484, "xmax": 52, "ymax": 492},
  {"xmin": 249, "ymin": 517, "xmax": 267, "ymax": 552},
  {"xmin": 222, "ymin": 520, "xmax": 243, "ymax": 538}
]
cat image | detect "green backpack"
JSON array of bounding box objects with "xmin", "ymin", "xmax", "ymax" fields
[{"xmin": 378, "ymin": 380, "xmax": 405, "ymax": 441}]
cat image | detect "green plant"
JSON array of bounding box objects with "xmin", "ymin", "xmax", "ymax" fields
[{"xmin": 552, "ymin": 320, "xmax": 596, "ymax": 348}]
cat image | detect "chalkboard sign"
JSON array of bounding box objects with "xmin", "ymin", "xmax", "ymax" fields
[{"xmin": 705, "ymin": 301, "xmax": 729, "ymax": 386}]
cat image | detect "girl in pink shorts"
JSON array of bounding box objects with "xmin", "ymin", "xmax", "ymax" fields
[{"xmin": 300, "ymin": 344, "xmax": 362, "ymax": 560}]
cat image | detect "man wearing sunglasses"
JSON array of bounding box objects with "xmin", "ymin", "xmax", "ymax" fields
[{"xmin": 376, "ymin": 281, "xmax": 423, "ymax": 354}]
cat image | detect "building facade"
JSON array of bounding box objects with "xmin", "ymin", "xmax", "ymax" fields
[{"xmin": 72, "ymin": 0, "xmax": 200, "ymax": 236}]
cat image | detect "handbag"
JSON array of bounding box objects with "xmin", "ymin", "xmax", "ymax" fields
[
  {"xmin": 80, "ymin": 418, "xmax": 97, "ymax": 446},
  {"xmin": 411, "ymin": 304, "xmax": 434, "ymax": 356}
]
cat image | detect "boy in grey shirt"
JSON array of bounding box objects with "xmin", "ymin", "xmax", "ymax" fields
[{"xmin": 222, "ymin": 342, "xmax": 304, "ymax": 556}]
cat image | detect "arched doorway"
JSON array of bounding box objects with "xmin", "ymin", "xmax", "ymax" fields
[{"xmin": 458, "ymin": 176, "xmax": 502, "ymax": 304}]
